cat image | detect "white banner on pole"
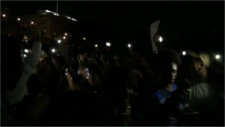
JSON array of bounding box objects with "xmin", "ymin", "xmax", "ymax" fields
[{"xmin": 150, "ymin": 20, "xmax": 160, "ymax": 53}]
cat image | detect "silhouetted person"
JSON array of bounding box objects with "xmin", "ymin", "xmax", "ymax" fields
[{"xmin": 132, "ymin": 49, "xmax": 183, "ymax": 126}]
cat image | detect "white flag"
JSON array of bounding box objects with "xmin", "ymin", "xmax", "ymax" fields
[{"xmin": 150, "ymin": 20, "xmax": 160, "ymax": 53}]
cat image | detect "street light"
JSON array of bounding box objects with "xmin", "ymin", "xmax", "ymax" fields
[
  {"xmin": 215, "ymin": 54, "xmax": 221, "ymax": 60},
  {"xmin": 24, "ymin": 49, "xmax": 29, "ymax": 53},
  {"xmin": 51, "ymin": 48, "xmax": 56, "ymax": 53},
  {"xmin": 17, "ymin": 17, "xmax": 21, "ymax": 21},
  {"xmin": 31, "ymin": 21, "xmax": 34, "ymax": 25},
  {"xmin": 95, "ymin": 44, "xmax": 98, "ymax": 48},
  {"xmin": 182, "ymin": 51, "xmax": 187, "ymax": 56},
  {"xmin": 106, "ymin": 42, "xmax": 111, "ymax": 47},
  {"xmin": 127, "ymin": 43, "xmax": 132, "ymax": 48},
  {"xmin": 2, "ymin": 14, "xmax": 6, "ymax": 18},
  {"xmin": 63, "ymin": 36, "xmax": 66, "ymax": 40},
  {"xmin": 158, "ymin": 36, "xmax": 163, "ymax": 43},
  {"xmin": 57, "ymin": 39, "xmax": 62, "ymax": 44},
  {"xmin": 23, "ymin": 54, "xmax": 27, "ymax": 58},
  {"xmin": 64, "ymin": 33, "xmax": 68, "ymax": 36},
  {"xmin": 83, "ymin": 37, "xmax": 86, "ymax": 41}
]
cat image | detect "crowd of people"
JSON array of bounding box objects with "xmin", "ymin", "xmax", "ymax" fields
[{"xmin": 2, "ymin": 33, "xmax": 224, "ymax": 126}]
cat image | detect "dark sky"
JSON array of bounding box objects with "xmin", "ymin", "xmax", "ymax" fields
[{"xmin": 2, "ymin": 1, "xmax": 224, "ymax": 52}]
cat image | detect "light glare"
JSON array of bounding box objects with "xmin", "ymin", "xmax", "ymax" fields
[
  {"xmin": 182, "ymin": 51, "xmax": 187, "ymax": 56},
  {"xmin": 159, "ymin": 36, "xmax": 163, "ymax": 43},
  {"xmin": 57, "ymin": 39, "xmax": 62, "ymax": 44},
  {"xmin": 106, "ymin": 42, "xmax": 111, "ymax": 47},
  {"xmin": 24, "ymin": 49, "xmax": 29, "ymax": 53},
  {"xmin": 215, "ymin": 54, "xmax": 221, "ymax": 60},
  {"xmin": 51, "ymin": 48, "xmax": 56, "ymax": 53},
  {"xmin": 127, "ymin": 43, "xmax": 132, "ymax": 48}
]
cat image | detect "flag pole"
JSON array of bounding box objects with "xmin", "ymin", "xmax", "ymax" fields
[{"xmin": 56, "ymin": 0, "xmax": 58, "ymax": 13}]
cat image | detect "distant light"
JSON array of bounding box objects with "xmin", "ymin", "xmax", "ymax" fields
[
  {"xmin": 24, "ymin": 49, "xmax": 29, "ymax": 53},
  {"xmin": 53, "ymin": 13, "xmax": 59, "ymax": 16},
  {"xmin": 215, "ymin": 54, "xmax": 221, "ymax": 60},
  {"xmin": 63, "ymin": 36, "xmax": 66, "ymax": 40},
  {"xmin": 57, "ymin": 39, "xmax": 62, "ymax": 44},
  {"xmin": 17, "ymin": 17, "xmax": 21, "ymax": 21},
  {"xmin": 95, "ymin": 44, "xmax": 98, "ymax": 48},
  {"xmin": 85, "ymin": 68, "xmax": 90, "ymax": 79},
  {"xmin": 66, "ymin": 16, "xmax": 77, "ymax": 22},
  {"xmin": 64, "ymin": 33, "xmax": 68, "ymax": 36},
  {"xmin": 127, "ymin": 43, "xmax": 132, "ymax": 48},
  {"xmin": 65, "ymin": 68, "xmax": 68, "ymax": 75},
  {"xmin": 45, "ymin": 10, "xmax": 59, "ymax": 16},
  {"xmin": 31, "ymin": 21, "xmax": 34, "ymax": 25},
  {"xmin": 23, "ymin": 54, "xmax": 27, "ymax": 58},
  {"xmin": 71, "ymin": 18, "xmax": 77, "ymax": 21},
  {"xmin": 158, "ymin": 36, "xmax": 163, "ymax": 43},
  {"xmin": 182, "ymin": 51, "xmax": 187, "ymax": 56},
  {"xmin": 51, "ymin": 48, "xmax": 56, "ymax": 53},
  {"xmin": 106, "ymin": 42, "xmax": 111, "ymax": 47},
  {"xmin": 45, "ymin": 10, "xmax": 51, "ymax": 13},
  {"xmin": 83, "ymin": 37, "xmax": 86, "ymax": 41},
  {"xmin": 2, "ymin": 14, "xmax": 6, "ymax": 18},
  {"xmin": 66, "ymin": 16, "xmax": 71, "ymax": 20}
]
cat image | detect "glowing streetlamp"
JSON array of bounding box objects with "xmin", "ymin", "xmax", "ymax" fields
[
  {"xmin": 215, "ymin": 54, "xmax": 221, "ymax": 60},
  {"xmin": 158, "ymin": 36, "xmax": 163, "ymax": 43},
  {"xmin": 127, "ymin": 43, "xmax": 132, "ymax": 48},
  {"xmin": 95, "ymin": 44, "xmax": 98, "ymax": 48},
  {"xmin": 51, "ymin": 48, "xmax": 56, "ymax": 53},
  {"xmin": 31, "ymin": 21, "xmax": 34, "ymax": 25},
  {"xmin": 2, "ymin": 14, "xmax": 6, "ymax": 18},
  {"xmin": 57, "ymin": 39, "xmax": 62, "ymax": 44},
  {"xmin": 63, "ymin": 36, "xmax": 66, "ymax": 40},
  {"xmin": 23, "ymin": 54, "xmax": 27, "ymax": 58},
  {"xmin": 182, "ymin": 51, "xmax": 187, "ymax": 56},
  {"xmin": 64, "ymin": 33, "xmax": 68, "ymax": 36},
  {"xmin": 24, "ymin": 49, "xmax": 29, "ymax": 53},
  {"xmin": 17, "ymin": 17, "xmax": 21, "ymax": 21},
  {"xmin": 83, "ymin": 37, "xmax": 86, "ymax": 41},
  {"xmin": 106, "ymin": 42, "xmax": 111, "ymax": 47}
]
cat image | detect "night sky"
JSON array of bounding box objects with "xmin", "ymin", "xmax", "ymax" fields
[{"xmin": 2, "ymin": 1, "xmax": 224, "ymax": 53}]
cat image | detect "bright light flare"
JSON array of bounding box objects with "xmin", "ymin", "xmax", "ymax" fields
[
  {"xmin": 158, "ymin": 36, "xmax": 163, "ymax": 43},
  {"xmin": 106, "ymin": 42, "xmax": 111, "ymax": 47},
  {"xmin": 24, "ymin": 49, "xmax": 29, "ymax": 53},
  {"xmin": 57, "ymin": 39, "xmax": 62, "ymax": 44},
  {"xmin": 127, "ymin": 43, "xmax": 132, "ymax": 48},
  {"xmin": 45, "ymin": 10, "xmax": 51, "ymax": 13},
  {"xmin": 215, "ymin": 54, "xmax": 221, "ymax": 60},
  {"xmin": 182, "ymin": 51, "xmax": 187, "ymax": 56},
  {"xmin": 51, "ymin": 48, "xmax": 56, "ymax": 53}
]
